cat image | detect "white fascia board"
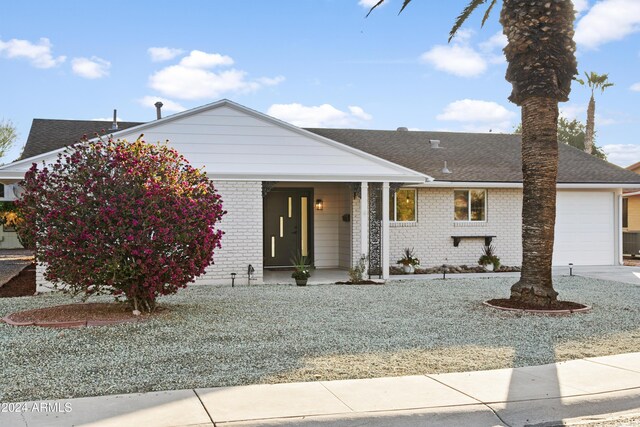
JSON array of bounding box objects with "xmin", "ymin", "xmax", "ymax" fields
[
  {"xmin": 411, "ymin": 181, "xmax": 640, "ymax": 189},
  {"xmin": 623, "ymin": 191, "xmax": 640, "ymax": 197},
  {"xmin": 206, "ymin": 172, "xmax": 427, "ymax": 183}
]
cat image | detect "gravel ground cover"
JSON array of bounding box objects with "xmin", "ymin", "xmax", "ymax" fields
[{"xmin": 1, "ymin": 276, "xmax": 639, "ymax": 402}]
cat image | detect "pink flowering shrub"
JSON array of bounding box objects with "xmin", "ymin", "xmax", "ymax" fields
[{"xmin": 16, "ymin": 136, "xmax": 225, "ymax": 312}]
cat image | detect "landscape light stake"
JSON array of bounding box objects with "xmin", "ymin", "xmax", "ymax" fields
[
  {"xmin": 569, "ymin": 263, "xmax": 573, "ymax": 277},
  {"xmin": 442, "ymin": 264, "xmax": 447, "ymax": 280},
  {"xmin": 231, "ymin": 272, "xmax": 236, "ymax": 287}
]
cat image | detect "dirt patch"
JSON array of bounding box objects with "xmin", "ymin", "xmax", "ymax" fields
[
  {"xmin": 335, "ymin": 280, "xmax": 382, "ymax": 285},
  {"xmin": 486, "ymin": 298, "xmax": 590, "ymax": 314},
  {"xmin": 2, "ymin": 302, "xmax": 158, "ymax": 327},
  {"xmin": 0, "ymin": 263, "xmax": 35, "ymax": 298}
]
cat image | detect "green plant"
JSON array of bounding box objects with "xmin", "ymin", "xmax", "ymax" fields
[
  {"xmin": 348, "ymin": 255, "xmax": 367, "ymax": 283},
  {"xmin": 396, "ymin": 247, "xmax": 420, "ymax": 266},
  {"xmin": 478, "ymin": 245, "xmax": 501, "ymax": 270},
  {"xmin": 291, "ymin": 252, "xmax": 312, "ymax": 280}
]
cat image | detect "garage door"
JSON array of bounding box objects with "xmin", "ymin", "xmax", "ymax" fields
[{"xmin": 553, "ymin": 191, "xmax": 615, "ymax": 266}]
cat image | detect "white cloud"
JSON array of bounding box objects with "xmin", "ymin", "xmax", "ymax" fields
[
  {"xmin": 137, "ymin": 96, "xmax": 186, "ymax": 113},
  {"xmin": 358, "ymin": 0, "xmax": 384, "ymax": 8},
  {"xmin": 436, "ymin": 99, "xmax": 516, "ymax": 132},
  {"xmin": 92, "ymin": 116, "xmax": 124, "ymax": 122},
  {"xmin": 267, "ymin": 103, "xmax": 373, "ymax": 127},
  {"xmin": 479, "ymin": 31, "xmax": 507, "ymax": 52},
  {"xmin": 420, "ymin": 29, "xmax": 505, "ymax": 78},
  {"xmin": 602, "ymin": 144, "xmax": 640, "ymax": 167},
  {"xmin": 348, "ymin": 105, "xmax": 372, "ymax": 121},
  {"xmin": 575, "ymin": 0, "xmax": 640, "ymax": 49},
  {"xmin": 179, "ymin": 50, "xmax": 234, "ymax": 68},
  {"xmin": 560, "ymin": 103, "xmax": 586, "ymax": 121},
  {"xmin": 71, "ymin": 56, "xmax": 111, "ymax": 79},
  {"xmin": 574, "ymin": 0, "xmax": 590, "ymax": 14},
  {"xmin": 420, "ymin": 44, "xmax": 487, "ymax": 78},
  {"xmin": 0, "ymin": 37, "xmax": 65, "ymax": 68},
  {"xmin": 631, "ymin": 82, "xmax": 640, "ymax": 92},
  {"xmin": 148, "ymin": 47, "xmax": 184, "ymax": 62},
  {"xmin": 148, "ymin": 50, "xmax": 283, "ymax": 100}
]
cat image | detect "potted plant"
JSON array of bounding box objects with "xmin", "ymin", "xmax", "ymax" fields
[
  {"xmin": 396, "ymin": 247, "xmax": 420, "ymax": 273},
  {"xmin": 478, "ymin": 244, "xmax": 501, "ymax": 272},
  {"xmin": 291, "ymin": 252, "xmax": 312, "ymax": 286}
]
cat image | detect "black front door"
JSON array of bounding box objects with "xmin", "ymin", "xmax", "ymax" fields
[{"xmin": 264, "ymin": 188, "xmax": 313, "ymax": 267}]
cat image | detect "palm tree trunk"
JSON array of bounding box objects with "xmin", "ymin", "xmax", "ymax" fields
[
  {"xmin": 584, "ymin": 94, "xmax": 595, "ymax": 154},
  {"xmin": 510, "ymin": 96, "xmax": 559, "ymax": 307}
]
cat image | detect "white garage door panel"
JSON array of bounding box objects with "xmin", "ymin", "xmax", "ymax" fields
[{"xmin": 553, "ymin": 192, "xmax": 615, "ymax": 266}]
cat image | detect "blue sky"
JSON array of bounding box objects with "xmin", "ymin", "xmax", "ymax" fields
[{"xmin": 1, "ymin": 0, "xmax": 639, "ymax": 166}]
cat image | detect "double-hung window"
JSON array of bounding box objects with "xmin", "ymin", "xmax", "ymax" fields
[{"xmin": 454, "ymin": 189, "xmax": 486, "ymax": 222}]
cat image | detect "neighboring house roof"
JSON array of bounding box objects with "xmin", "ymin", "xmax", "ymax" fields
[
  {"xmin": 306, "ymin": 128, "xmax": 640, "ymax": 184},
  {"xmin": 626, "ymin": 161, "xmax": 640, "ymax": 173},
  {"xmin": 19, "ymin": 119, "xmax": 143, "ymax": 160}
]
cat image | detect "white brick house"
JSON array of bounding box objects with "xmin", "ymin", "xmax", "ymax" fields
[{"xmin": 1, "ymin": 99, "xmax": 639, "ymax": 289}]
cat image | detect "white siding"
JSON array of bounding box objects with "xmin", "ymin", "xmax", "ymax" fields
[{"xmin": 113, "ymin": 105, "xmax": 419, "ymax": 180}]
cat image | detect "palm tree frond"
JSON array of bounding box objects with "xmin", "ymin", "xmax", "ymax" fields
[
  {"xmin": 365, "ymin": 0, "xmax": 387, "ymax": 18},
  {"xmin": 449, "ymin": 0, "xmax": 487, "ymax": 42},
  {"xmin": 398, "ymin": 0, "xmax": 413, "ymax": 15},
  {"xmin": 481, "ymin": 0, "xmax": 498, "ymax": 27}
]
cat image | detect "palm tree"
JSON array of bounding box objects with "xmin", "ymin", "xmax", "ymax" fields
[
  {"xmin": 369, "ymin": 0, "xmax": 578, "ymax": 307},
  {"xmin": 575, "ymin": 72, "xmax": 613, "ymax": 155}
]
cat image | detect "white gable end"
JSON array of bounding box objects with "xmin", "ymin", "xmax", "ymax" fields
[
  {"xmin": 0, "ymin": 100, "xmax": 427, "ymax": 183},
  {"xmin": 112, "ymin": 103, "xmax": 427, "ymax": 182}
]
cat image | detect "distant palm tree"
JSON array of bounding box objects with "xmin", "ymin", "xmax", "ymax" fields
[
  {"xmin": 369, "ymin": 0, "xmax": 578, "ymax": 307},
  {"xmin": 576, "ymin": 72, "xmax": 614, "ymax": 155}
]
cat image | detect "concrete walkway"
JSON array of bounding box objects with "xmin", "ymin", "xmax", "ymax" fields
[{"xmin": 3, "ymin": 353, "xmax": 640, "ymax": 427}]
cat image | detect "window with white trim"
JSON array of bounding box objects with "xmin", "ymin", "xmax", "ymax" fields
[
  {"xmin": 454, "ymin": 189, "xmax": 486, "ymax": 222},
  {"xmin": 390, "ymin": 188, "xmax": 416, "ymax": 222}
]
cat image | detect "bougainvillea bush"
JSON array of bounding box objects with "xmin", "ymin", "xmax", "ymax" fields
[{"xmin": 16, "ymin": 136, "xmax": 225, "ymax": 312}]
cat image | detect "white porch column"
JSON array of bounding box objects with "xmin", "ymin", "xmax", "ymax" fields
[
  {"xmin": 381, "ymin": 182, "xmax": 390, "ymax": 279},
  {"xmin": 360, "ymin": 181, "xmax": 369, "ymax": 272}
]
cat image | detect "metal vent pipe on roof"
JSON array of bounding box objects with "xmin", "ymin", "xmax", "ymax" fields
[
  {"xmin": 442, "ymin": 161, "xmax": 452, "ymax": 174},
  {"xmin": 155, "ymin": 101, "xmax": 163, "ymax": 120},
  {"xmin": 110, "ymin": 109, "xmax": 118, "ymax": 130},
  {"xmin": 430, "ymin": 139, "xmax": 440, "ymax": 148}
]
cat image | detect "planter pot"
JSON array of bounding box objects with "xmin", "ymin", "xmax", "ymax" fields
[
  {"xmin": 402, "ymin": 264, "xmax": 415, "ymax": 274},
  {"xmin": 295, "ymin": 279, "xmax": 308, "ymax": 286},
  {"xmin": 485, "ymin": 263, "xmax": 494, "ymax": 272}
]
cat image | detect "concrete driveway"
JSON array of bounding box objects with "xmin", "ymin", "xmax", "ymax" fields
[{"xmin": 554, "ymin": 265, "xmax": 640, "ymax": 285}]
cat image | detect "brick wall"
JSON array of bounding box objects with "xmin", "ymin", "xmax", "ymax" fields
[
  {"xmin": 389, "ymin": 188, "xmax": 523, "ymax": 268},
  {"xmin": 195, "ymin": 180, "xmax": 263, "ymax": 285}
]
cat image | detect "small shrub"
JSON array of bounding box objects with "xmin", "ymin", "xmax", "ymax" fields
[
  {"xmin": 478, "ymin": 244, "xmax": 501, "ymax": 270},
  {"xmin": 290, "ymin": 252, "xmax": 312, "ymax": 280},
  {"xmin": 348, "ymin": 255, "xmax": 367, "ymax": 283},
  {"xmin": 16, "ymin": 135, "xmax": 225, "ymax": 312}
]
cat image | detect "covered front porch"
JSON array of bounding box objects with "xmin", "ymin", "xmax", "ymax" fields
[{"xmin": 261, "ymin": 181, "xmax": 397, "ymax": 281}]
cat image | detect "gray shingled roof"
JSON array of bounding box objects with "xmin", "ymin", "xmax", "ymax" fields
[
  {"xmin": 18, "ymin": 119, "xmax": 640, "ymax": 184},
  {"xmin": 19, "ymin": 119, "xmax": 143, "ymax": 160},
  {"xmin": 306, "ymin": 128, "xmax": 640, "ymax": 184}
]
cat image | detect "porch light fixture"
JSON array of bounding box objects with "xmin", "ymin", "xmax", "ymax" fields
[{"xmin": 315, "ymin": 199, "xmax": 324, "ymax": 210}]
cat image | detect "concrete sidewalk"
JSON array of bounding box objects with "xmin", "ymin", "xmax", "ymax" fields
[{"xmin": 3, "ymin": 353, "xmax": 640, "ymax": 427}]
